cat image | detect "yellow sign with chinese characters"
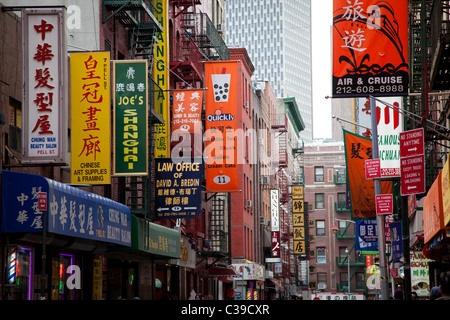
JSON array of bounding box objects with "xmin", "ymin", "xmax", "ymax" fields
[
  {"xmin": 70, "ymin": 52, "xmax": 111, "ymax": 184},
  {"xmin": 153, "ymin": 0, "xmax": 170, "ymax": 158}
]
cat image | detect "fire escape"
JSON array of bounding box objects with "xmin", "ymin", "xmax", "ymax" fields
[
  {"xmin": 170, "ymin": 1, "xmax": 231, "ymax": 267},
  {"xmin": 409, "ymin": 0, "xmax": 450, "ymax": 191},
  {"xmin": 102, "ymin": 0, "xmax": 163, "ymax": 218},
  {"xmin": 272, "ymin": 113, "xmax": 291, "ymax": 278},
  {"xmin": 171, "ymin": 0, "xmax": 230, "ymax": 88}
]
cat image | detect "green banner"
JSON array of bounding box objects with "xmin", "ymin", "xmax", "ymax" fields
[{"xmin": 113, "ymin": 60, "xmax": 148, "ymax": 175}]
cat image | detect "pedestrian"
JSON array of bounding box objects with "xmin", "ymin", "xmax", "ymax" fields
[
  {"xmin": 411, "ymin": 292, "xmax": 418, "ymax": 300},
  {"xmin": 394, "ymin": 285, "xmax": 403, "ymax": 300},
  {"xmin": 436, "ymin": 271, "xmax": 450, "ymax": 300},
  {"xmin": 430, "ymin": 286, "xmax": 441, "ymax": 300}
]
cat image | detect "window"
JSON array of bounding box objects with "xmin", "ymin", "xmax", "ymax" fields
[
  {"xmin": 316, "ymin": 220, "xmax": 325, "ymax": 236},
  {"xmin": 317, "ymin": 247, "xmax": 326, "ymax": 264},
  {"xmin": 315, "ymin": 193, "xmax": 324, "ymax": 209},
  {"xmin": 314, "ymin": 166, "xmax": 324, "ymax": 182},
  {"xmin": 337, "ymin": 192, "xmax": 347, "ymax": 210},
  {"xmin": 317, "ymin": 273, "xmax": 327, "ymax": 290},
  {"xmin": 9, "ymin": 98, "xmax": 22, "ymax": 150}
]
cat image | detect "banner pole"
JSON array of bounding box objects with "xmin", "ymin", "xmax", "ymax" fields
[{"xmin": 370, "ymin": 96, "xmax": 390, "ymax": 300}]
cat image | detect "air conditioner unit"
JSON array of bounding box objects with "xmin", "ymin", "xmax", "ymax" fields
[
  {"xmin": 246, "ymin": 200, "xmax": 252, "ymax": 208},
  {"xmin": 318, "ymin": 283, "xmax": 327, "ymax": 290},
  {"xmin": 259, "ymin": 216, "xmax": 268, "ymax": 226}
]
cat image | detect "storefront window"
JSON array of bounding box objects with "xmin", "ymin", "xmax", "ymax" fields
[
  {"xmin": 6, "ymin": 246, "xmax": 33, "ymax": 300},
  {"xmin": 52, "ymin": 253, "xmax": 80, "ymax": 300}
]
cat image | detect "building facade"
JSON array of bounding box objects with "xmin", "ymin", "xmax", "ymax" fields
[{"xmin": 225, "ymin": 0, "xmax": 313, "ymax": 143}]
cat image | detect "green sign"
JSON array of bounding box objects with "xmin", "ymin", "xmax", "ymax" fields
[{"xmin": 113, "ymin": 60, "xmax": 148, "ymax": 175}]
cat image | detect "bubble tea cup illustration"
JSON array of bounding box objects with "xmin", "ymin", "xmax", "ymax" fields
[{"xmin": 211, "ymin": 69, "xmax": 231, "ymax": 102}]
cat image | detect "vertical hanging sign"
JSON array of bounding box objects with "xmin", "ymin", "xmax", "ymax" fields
[
  {"xmin": 22, "ymin": 9, "xmax": 66, "ymax": 163},
  {"xmin": 270, "ymin": 189, "xmax": 280, "ymax": 259},
  {"xmin": 172, "ymin": 89, "xmax": 203, "ymax": 133},
  {"xmin": 70, "ymin": 52, "xmax": 110, "ymax": 184},
  {"xmin": 332, "ymin": 0, "xmax": 408, "ymax": 97},
  {"xmin": 292, "ymin": 185, "xmax": 309, "ymax": 260},
  {"xmin": 113, "ymin": 60, "xmax": 148, "ymax": 176},
  {"xmin": 153, "ymin": 0, "xmax": 170, "ymax": 158},
  {"xmin": 204, "ymin": 61, "xmax": 239, "ymax": 192}
]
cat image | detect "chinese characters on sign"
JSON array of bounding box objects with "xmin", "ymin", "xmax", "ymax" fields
[
  {"xmin": 292, "ymin": 185, "xmax": 309, "ymax": 260},
  {"xmin": 270, "ymin": 189, "xmax": 280, "ymax": 259},
  {"xmin": 1, "ymin": 171, "xmax": 131, "ymax": 247},
  {"xmin": 113, "ymin": 61, "xmax": 148, "ymax": 176},
  {"xmin": 155, "ymin": 158, "xmax": 203, "ymax": 220},
  {"xmin": 204, "ymin": 61, "xmax": 239, "ymax": 192},
  {"xmin": 172, "ymin": 89, "xmax": 203, "ymax": 133},
  {"xmin": 344, "ymin": 130, "xmax": 392, "ymax": 218},
  {"xmin": 70, "ymin": 52, "xmax": 110, "ymax": 184},
  {"xmin": 332, "ymin": 0, "xmax": 408, "ymax": 97},
  {"xmin": 153, "ymin": 0, "xmax": 170, "ymax": 158},
  {"xmin": 23, "ymin": 9, "xmax": 65, "ymax": 162}
]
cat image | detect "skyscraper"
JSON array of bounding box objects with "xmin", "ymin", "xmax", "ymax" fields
[{"xmin": 225, "ymin": 0, "xmax": 313, "ymax": 142}]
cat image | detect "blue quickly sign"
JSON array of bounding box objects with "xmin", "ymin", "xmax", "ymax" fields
[
  {"xmin": 356, "ymin": 219, "xmax": 378, "ymax": 253},
  {"xmin": 1, "ymin": 171, "xmax": 131, "ymax": 246},
  {"xmin": 155, "ymin": 158, "xmax": 203, "ymax": 220}
]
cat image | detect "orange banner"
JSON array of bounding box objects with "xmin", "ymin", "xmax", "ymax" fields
[
  {"xmin": 424, "ymin": 171, "xmax": 444, "ymax": 243},
  {"xmin": 204, "ymin": 61, "xmax": 239, "ymax": 192},
  {"xmin": 332, "ymin": 0, "xmax": 408, "ymax": 97},
  {"xmin": 172, "ymin": 89, "xmax": 203, "ymax": 133},
  {"xmin": 344, "ymin": 130, "xmax": 392, "ymax": 218}
]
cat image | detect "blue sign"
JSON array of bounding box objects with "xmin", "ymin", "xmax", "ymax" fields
[
  {"xmin": 1, "ymin": 171, "xmax": 131, "ymax": 246},
  {"xmin": 356, "ymin": 219, "xmax": 378, "ymax": 253},
  {"xmin": 390, "ymin": 221, "xmax": 403, "ymax": 262},
  {"xmin": 155, "ymin": 158, "xmax": 203, "ymax": 220}
]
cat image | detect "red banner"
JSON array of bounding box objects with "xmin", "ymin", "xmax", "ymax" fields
[
  {"xmin": 344, "ymin": 130, "xmax": 392, "ymax": 218},
  {"xmin": 172, "ymin": 89, "xmax": 203, "ymax": 133},
  {"xmin": 204, "ymin": 61, "xmax": 239, "ymax": 192},
  {"xmin": 332, "ymin": 0, "xmax": 408, "ymax": 97},
  {"xmin": 424, "ymin": 171, "xmax": 444, "ymax": 243}
]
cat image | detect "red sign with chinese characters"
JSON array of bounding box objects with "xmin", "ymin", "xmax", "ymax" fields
[
  {"xmin": 172, "ymin": 89, "xmax": 203, "ymax": 134},
  {"xmin": 375, "ymin": 194, "xmax": 393, "ymax": 215},
  {"xmin": 22, "ymin": 9, "xmax": 65, "ymax": 162}
]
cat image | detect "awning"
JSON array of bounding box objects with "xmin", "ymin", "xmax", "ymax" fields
[
  {"xmin": 1, "ymin": 171, "xmax": 131, "ymax": 247},
  {"xmin": 208, "ymin": 266, "xmax": 239, "ymax": 277},
  {"xmin": 123, "ymin": 216, "xmax": 180, "ymax": 259}
]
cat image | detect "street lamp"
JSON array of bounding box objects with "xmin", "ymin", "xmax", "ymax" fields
[{"xmin": 345, "ymin": 248, "xmax": 350, "ymax": 294}]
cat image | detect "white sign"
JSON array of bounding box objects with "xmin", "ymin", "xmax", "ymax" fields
[
  {"xmin": 357, "ymin": 97, "xmax": 403, "ymax": 178},
  {"xmin": 22, "ymin": 9, "xmax": 66, "ymax": 163},
  {"xmin": 377, "ymin": 97, "xmax": 403, "ymax": 178},
  {"xmin": 270, "ymin": 189, "xmax": 279, "ymax": 231}
]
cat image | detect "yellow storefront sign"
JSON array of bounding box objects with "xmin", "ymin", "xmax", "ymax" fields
[
  {"xmin": 153, "ymin": 0, "xmax": 170, "ymax": 158},
  {"xmin": 70, "ymin": 52, "xmax": 111, "ymax": 184}
]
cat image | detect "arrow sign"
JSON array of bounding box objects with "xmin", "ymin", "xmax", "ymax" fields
[
  {"xmin": 400, "ymin": 154, "xmax": 425, "ymax": 196},
  {"xmin": 400, "ymin": 128, "xmax": 424, "ymax": 158}
]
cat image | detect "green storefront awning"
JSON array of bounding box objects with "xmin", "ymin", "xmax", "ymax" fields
[{"xmin": 126, "ymin": 215, "xmax": 181, "ymax": 259}]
